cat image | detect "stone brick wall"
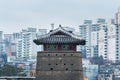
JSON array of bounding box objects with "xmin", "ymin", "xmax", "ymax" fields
[{"xmin": 36, "ymin": 51, "xmax": 83, "ymax": 80}]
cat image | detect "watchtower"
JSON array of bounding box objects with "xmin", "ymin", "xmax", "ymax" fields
[{"xmin": 33, "ymin": 26, "xmax": 85, "ymax": 80}]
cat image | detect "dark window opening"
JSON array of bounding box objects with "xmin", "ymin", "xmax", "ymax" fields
[
  {"xmin": 71, "ymin": 54, "xmax": 73, "ymax": 56},
  {"xmin": 50, "ymin": 68, "xmax": 53, "ymax": 70},
  {"xmin": 48, "ymin": 64, "xmax": 51, "ymax": 65},
  {"xmin": 71, "ymin": 64, "xmax": 73, "ymax": 66},
  {"xmin": 66, "ymin": 68, "xmax": 68, "ymax": 70},
  {"xmin": 48, "ymin": 54, "xmax": 50, "ymax": 56},
  {"xmin": 62, "ymin": 45, "xmax": 72, "ymax": 50},
  {"xmin": 64, "ymin": 63, "xmax": 66, "ymax": 65},
  {"xmin": 46, "ymin": 45, "xmax": 58, "ymax": 50}
]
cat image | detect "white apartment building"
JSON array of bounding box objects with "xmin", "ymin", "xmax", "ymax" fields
[
  {"xmin": 17, "ymin": 28, "xmax": 39, "ymax": 60},
  {"xmin": 90, "ymin": 24, "xmax": 101, "ymax": 57},
  {"xmin": 114, "ymin": 8, "xmax": 120, "ymax": 62},
  {"xmin": 38, "ymin": 29, "xmax": 47, "ymax": 51},
  {"xmin": 98, "ymin": 23, "xmax": 120, "ymax": 62},
  {"xmin": 38, "ymin": 29, "xmax": 47, "ymax": 36},
  {"xmin": 0, "ymin": 31, "xmax": 3, "ymax": 41},
  {"xmin": 16, "ymin": 39, "xmax": 22, "ymax": 59},
  {"xmin": 79, "ymin": 20, "xmax": 92, "ymax": 58},
  {"xmin": 91, "ymin": 31, "xmax": 98, "ymax": 57},
  {"xmin": 98, "ymin": 24, "xmax": 108, "ymax": 60},
  {"xmin": 107, "ymin": 24, "xmax": 116, "ymax": 62},
  {"xmin": 79, "ymin": 19, "xmax": 105, "ymax": 58},
  {"xmin": 0, "ymin": 31, "xmax": 4, "ymax": 54},
  {"xmin": 115, "ymin": 8, "xmax": 120, "ymax": 24},
  {"xmin": 116, "ymin": 25, "xmax": 120, "ymax": 62}
]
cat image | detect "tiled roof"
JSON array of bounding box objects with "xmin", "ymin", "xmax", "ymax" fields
[
  {"xmin": 34, "ymin": 34, "xmax": 85, "ymax": 45},
  {"xmin": 33, "ymin": 26, "xmax": 85, "ymax": 45}
]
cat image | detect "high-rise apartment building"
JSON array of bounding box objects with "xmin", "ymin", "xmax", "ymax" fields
[
  {"xmin": 0, "ymin": 31, "xmax": 3, "ymax": 41},
  {"xmin": 12, "ymin": 33, "xmax": 21, "ymax": 56},
  {"xmin": 114, "ymin": 8, "xmax": 120, "ymax": 62},
  {"xmin": 96, "ymin": 18, "xmax": 106, "ymax": 24},
  {"xmin": 16, "ymin": 39, "xmax": 22, "ymax": 59},
  {"xmin": 12, "ymin": 33, "xmax": 21, "ymax": 41},
  {"xmin": 37, "ymin": 29, "xmax": 47, "ymax": 51},
  {"xmin": 115, "ymin": 8, "xmax": 120, "ymax": 24},
  {"xmin": 0, "ymin": 31, "xmax": 4, "ymax": 55},
  {"xmin": 4, "ymin": 33, "xmax": 21, "ymax": 62},
  {"xmin": 98, "ymin": 22, "xmax": 120, "ymax": 62},
  {"xmin": 79, "ymin": 19, "xmax": 105, "ymax": 58},
  {"xmin": 98, "ymin": 24, "xmax": 108, "ymax": 60},
  {"xmin": 0, "ymin": 31, "xmax": 7, "ymax": 64},
  {"xmin": 115, "ymin": 25, "xmax": 120, "ymax": 62},
  {"xmin": 107, "ymin": 24, "xmax": 117, "ymax": 62},
  {"xmin": 90, "ymin": 24, "xmax": 101, "ymax": 57},
  {"xmin": 16, "ymin": 28, "xmax": 39, "ymax": 60},
  {"xmin": 91, "ymin": 32, "xmax": 98, "ymax": 57},
  {"xmin": 38, "ymin": 29, "xmax": 47, "ymax": 36},
  {"xmin": 4, "ymin": 34, "xmax": 13, "ymax": 56},
  {"xmin": 79, "ymin": 20, "xmax": 92, "ymax": 58}
]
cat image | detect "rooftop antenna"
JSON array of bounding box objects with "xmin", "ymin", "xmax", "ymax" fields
[{"xmin": 59, "ymin": 24, "xmax": 62, "ymax": 27}]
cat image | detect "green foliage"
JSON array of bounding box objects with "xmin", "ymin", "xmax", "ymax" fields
[{"xmin": 0, "ymin": 64, "xmax": 26, "ymax": 76}]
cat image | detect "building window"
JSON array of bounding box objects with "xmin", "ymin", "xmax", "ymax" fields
[
  {"xmin": 56, "ymin": 54, "xmax": 58, "ymax": 56},
  {"xmin": 46, "ymin": 45, "xmax": 58, "ymax": 50},
  {"xmin": 104, "ymin": 56, "xmax": 107, "ymax": 58},
  {"xmin": 116, "ymin": 57, "xmax": 119, "ymax": 59},
  {"xmin": 48, "ymin": 54, "xmax": 50, "ymax": 56},
  {"xmin": 50, "ymin": 68, "xmax": 53, "ymax": 70},
  {"xmin": 116, "ymin": 48, "xmax": 119, "ymax": 49},
  {"xmin": 71, "ymin": 54, "xmax": 73, "ymax": 56},
  {"xmin": 116, "ymin": 32, "xmax": 119, "ymax": 34},
  {"xmin": 66, "ymin": 68, "xmax": 68, "ymax": 70},
  {"xmin": 116, "ymin": 38, "xmax": 119, "ymax": 40},
  {"xmin": 62, "ymin": 45, "xmax": 72, "ymax": 50},
  {"xmin": 116, "ymin": 44, "xmax": 119, "ymax": 46}
]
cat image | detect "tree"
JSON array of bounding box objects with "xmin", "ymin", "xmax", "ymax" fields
[{"xmin": 0, "ymin": 64, "xmax": 26, "ymax": 76}]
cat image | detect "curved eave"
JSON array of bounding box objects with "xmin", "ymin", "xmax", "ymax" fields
[
  {"xmin": 37, "ymin": 26, "xmax": 82, "ymax": 40},
  {"xmin": 33, "ymin": 39, "xmax": 85, "ymax": 45}
]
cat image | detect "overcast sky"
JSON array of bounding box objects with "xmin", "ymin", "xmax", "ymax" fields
[{"xmin": 0, "ymin": 0, "xmax": 120, "ymax": 33}]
